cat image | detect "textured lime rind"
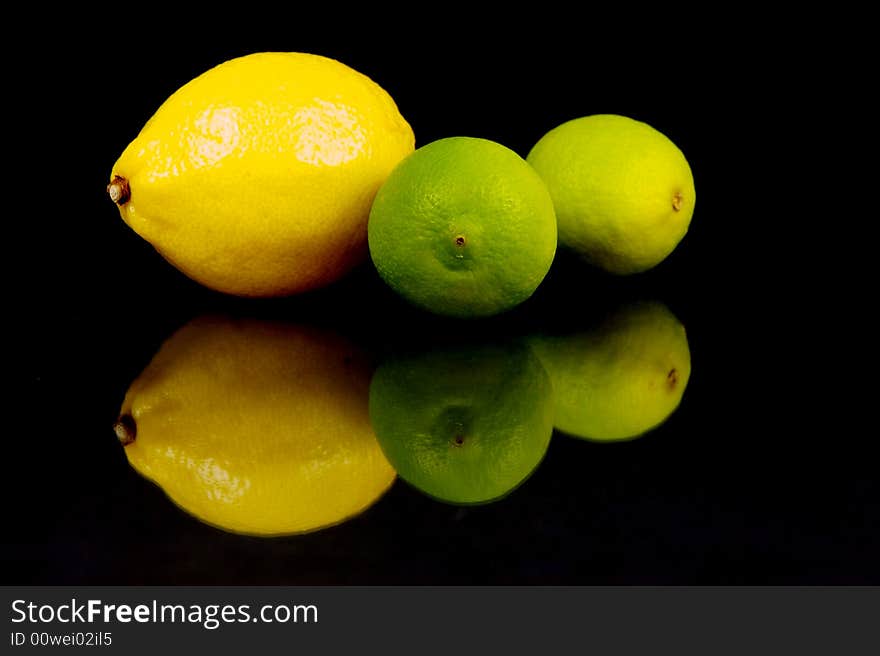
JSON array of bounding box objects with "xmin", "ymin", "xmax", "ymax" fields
[
  {"xmin": 368, "ymin": 137, "xmax": 557, "ymax": 317},
  {"xmin": 527, "ymin": 114, "xmax": 695, "ymax": 274}
]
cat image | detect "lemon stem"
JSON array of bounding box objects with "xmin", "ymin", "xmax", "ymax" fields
[
  {"xmin": 114, "ymin": 415, "xmax": 136, "ymax": 446},
  {"xmin": 672, "ymin": 193, "xmax": 683, "ymax": 212},
  {"xmin": 108, "ymin": 176, "xmax": 130, "ymax": 205}
]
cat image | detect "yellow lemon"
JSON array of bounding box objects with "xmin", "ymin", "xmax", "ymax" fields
[
  {"xmin": 114, "ymin": 316, "xmax": 396, "ymax": 536},
  {"xmin": 108, "ymin": 52, "xmax": 414, "ymax": 296}
]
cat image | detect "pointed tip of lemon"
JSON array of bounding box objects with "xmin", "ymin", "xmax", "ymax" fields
[
  {"xmin": 114, "ymin": 414, "xmax": 136, "ymax": 446},
  {"xmin": 108, "ymin": 176, "xmax": 130, "ymax": 205}
]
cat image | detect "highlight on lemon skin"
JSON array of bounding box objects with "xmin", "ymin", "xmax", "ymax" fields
[
  {"xmin": 115, "ymin": 315, "xmax": 396, "ymax": 536},
  {"xmin": 528, "ymin": 300, "xmax": 691, "ymax": 443},
  {"xmin": 108, "ymin": 51, "xmax": 414, "ymax": 298}
]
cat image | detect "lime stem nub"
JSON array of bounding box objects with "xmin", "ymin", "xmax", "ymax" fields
[
  {"xmin": 108, "ymin": 176, "xmax": 130, "ymax": 205},
  {"xmin": 114, "ymin": 414, "xmax": 136, "ymax": 446},
  {"xmin": 672, "ymin": 193, "xmax": 683, "ymax": 212}
]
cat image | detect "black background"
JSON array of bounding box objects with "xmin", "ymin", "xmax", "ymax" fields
[{"xmin": 10, "ymin": 19, "xmax": 873, "ymax": 584}]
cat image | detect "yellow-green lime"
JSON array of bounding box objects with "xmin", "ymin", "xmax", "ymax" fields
[
  {"xmin": 368, "ymin": 137, "xmax": 557, "ymax": 318},
  {"xmin": 527, "ymin": 114, "xmax": 695, "ymax": 274},
  {"xmin": 529, "ymin": 301, "xmax": 691, "ymax": 442}
]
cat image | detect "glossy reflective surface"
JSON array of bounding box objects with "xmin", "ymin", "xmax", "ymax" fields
[
  {"xmin": 15, "ymin": 35, "xmax": 875, "ymax": 584},
  {"xmin": 17, "ymin": 246, "xmax": 876, "ymax": 583}
]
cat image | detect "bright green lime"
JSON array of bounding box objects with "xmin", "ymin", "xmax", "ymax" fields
[
  {"xmin": 368, "ymin": 137, "xmax": 557, "ymax": 318},
  {"xmin": 368, "ymin": 343, "xmax": 554, "ymax": 504},
  {"xmin": 529, "ymin": 301, "xmax": 691, "ymax": 442}
]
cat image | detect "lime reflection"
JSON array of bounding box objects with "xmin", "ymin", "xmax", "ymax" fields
[
  {"xmin": 528, "ymin": 300, "xmax": 691, "ymax": 443},
  {"xmin": 369, "ymin": 342, "xmax": 554, "ymax": 505}
]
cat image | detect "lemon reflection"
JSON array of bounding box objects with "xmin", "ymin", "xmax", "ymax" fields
[
  {"xmin": 115, "ymin": 316, "xmax": 395, "ymax": 536},
  {"xmin": 529, "ymin": 300, "xmax": 691, "ymax": 442},
  {"xmin": 369, "ymin": 342, "xmax": 554, "ymax": 505}
]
